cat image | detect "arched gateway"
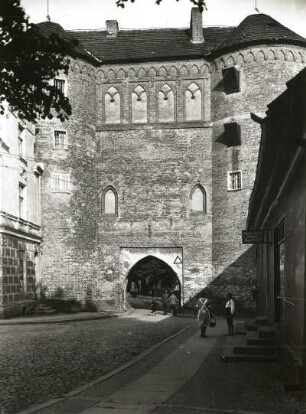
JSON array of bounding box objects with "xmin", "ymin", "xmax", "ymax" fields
[{"xmin": 120, "ymin": 247, "xmax": 183, "ymax": 309}]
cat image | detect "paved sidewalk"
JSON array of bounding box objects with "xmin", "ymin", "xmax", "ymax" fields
[{"xmin": 87, "ymin": 327, "xmax": 218, "ymax": 412}]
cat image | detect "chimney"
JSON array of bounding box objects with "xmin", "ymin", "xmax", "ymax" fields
[
  {"xmin": 106, "ymin": 20, "xmax": 119, "ymax": 38},
  {"xmin": 190, "ymin": 7, "xmax": 204, "ymax": 43}
]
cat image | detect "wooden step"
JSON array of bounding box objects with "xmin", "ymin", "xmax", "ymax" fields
[
  {"xmin": 255, "ymin": 315, "xmax": 270, "ymax": 325},
  {"xmin": 235, "ymin": 323, "xmax": 247, "ymax": 335},
  {"xmin": 246, "ymin": 323, "xmax": 259, "ymax": 331},
  {"xmin": 233, "ymin": 345, "xmax": 276, "ymax": 356},
  {"xmin": 258, "ymin": 326, "xmax": 277, "ymax": 338},
  {"xmin": 247, "ymin": 336, "xmax": 276, "ymax": 346},
  {"xmin": 221, "ymin": 353, "xmax": 277, "ymax": 362}
]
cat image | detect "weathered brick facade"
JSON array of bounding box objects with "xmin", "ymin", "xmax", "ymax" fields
[
  {"xmin": 4, "ymin": 11, "xmax": 306, "ymax": 316},
  {"xmin": 210, "ymin": 46, "xmax": 306, "ymax": 307}
]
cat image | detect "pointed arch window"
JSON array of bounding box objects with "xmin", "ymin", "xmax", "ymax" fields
[
  {"xmin": 185, "ymin": 83, "xmax": 202, "ymax": 121},
  {"xmin": 190, "ymin": 185, "xmax": 206, "ymax": 213},
  {"xmin": 103, "ymin": 186, "xmax": 118, "ymax": 216},
  {"xmin": 158, "ymin": 84, "xmax": 175, "ymax": 122},
  {"xmin": 132, "ymin": 85, "xmax": 147, "ymax": 123},
  {"xmin": 105, "ymin": 86, "xmax": 121, "ymax": 124}
]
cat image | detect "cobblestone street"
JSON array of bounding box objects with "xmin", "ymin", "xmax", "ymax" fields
[{"xmin": 0, "ymin": 311, "xmax": 192, "ymax": 414}]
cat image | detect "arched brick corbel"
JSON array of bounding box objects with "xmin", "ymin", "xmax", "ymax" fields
[
  {"xmin": 138, "ymin": 67, "xmax": 146, "ymax": 78},
  {"xmin": 159, "ymin": 66, "xmax": 168, "ymax": 77},
  {"xmin": 226, "ymin": 55, "xmax": 235, "ymax": 66},
  {"xmin": 107, "ymin": 69, "xmax": 116, "ymax": 80},
  {"xmin": 117, "ymin": 68, "xmax": 126, "ymax": 79},
  {"xmin": 191, "ymin": 64, "xmax": 200, "ymax": 76},
  {"xmin": 180, "ymin": 65, "xmax": 189, "ymax": 77}
]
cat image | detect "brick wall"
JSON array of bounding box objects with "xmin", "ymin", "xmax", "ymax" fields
[{"xmin": 37, "ymin": 58, "xmax": 98, "ymax": 302}]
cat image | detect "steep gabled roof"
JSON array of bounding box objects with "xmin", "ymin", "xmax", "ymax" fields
[
  {"xmin": 68, "ymin": 27, "xmax": 234, "ymax": 63},
  {"xmin": 215, "ymin": 13, "xmax": 306, "ymax": 55}
]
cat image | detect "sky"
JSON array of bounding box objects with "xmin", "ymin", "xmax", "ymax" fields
[{"xmin": 20, "ymin": 0, "xmax": 306, "ymax": 38}]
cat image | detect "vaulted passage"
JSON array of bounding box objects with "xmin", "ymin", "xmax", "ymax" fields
[{"xmin": 126, "ymin": 255, "xmax": 181, "ymax": 309}]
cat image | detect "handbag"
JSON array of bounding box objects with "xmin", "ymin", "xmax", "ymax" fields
[{"xmin": 209, "ymin": 317, "xmax": 216, "ymax": 327}]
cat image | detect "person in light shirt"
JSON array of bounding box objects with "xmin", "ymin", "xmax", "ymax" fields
[{"xmin": 225, "ymin": 293, "xmax": 235, "ymax": 336}]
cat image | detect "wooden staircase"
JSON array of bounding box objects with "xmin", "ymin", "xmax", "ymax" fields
[{"xmin": 221, "ymin": 316, "xmax": 278, "ymax": 362}]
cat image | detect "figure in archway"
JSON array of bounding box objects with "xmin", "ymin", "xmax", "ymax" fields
[{"xmin": 126, "ymin": 256, "xmax": 180, "ymax": 311}]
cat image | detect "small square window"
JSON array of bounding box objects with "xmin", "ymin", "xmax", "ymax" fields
[
  {"xmin": 54, "ymin": 130, "xmax": 67, "ymax": 149},
  {"xmin": 53, "ymin": 78, "xmax": 66, "ymax": 95},
  {"xmin": 228, "ymin": 171, "xmax": 242, "ymax": 191},
  {"xmin": 51, "ymin": 173, "xmax": 70, "ymax": 192},
  {"xmin": 222, "ymin": 67, "xmax": 240, "ymax": 94}
]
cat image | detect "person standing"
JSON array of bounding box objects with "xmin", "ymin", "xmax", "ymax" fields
[
  {"xmin": 196, "ymin": 293, "xmax": 211, "ymax": 338},
  {"xmin": 225, "ymin": 293, "xmax": 235, "ymax": 335},
  {"xmin": 161, "ymin": 290, "xmax": 169, "ymax": 315},
  {"xmin": 169, "ymin": 291, "xmax": 179, "ymax": 316}
]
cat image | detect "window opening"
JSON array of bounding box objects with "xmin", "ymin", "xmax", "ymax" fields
[
  {"xmin": 228, "ymin": 171, "xmax": 242, "ymax": 191},
  {"xmin": 185, "ymin": 83, "xmax": 202, "ymax": 121},
  {"xmin": 103, "ymin": 187, "xmax": 117, "ymax": 215},
  {"xmin": 158, "ymin": 84, "xmax": 175, "ymax": 122},
  {"xmin": 222, "ymin": 67, "xmax": 240, "ymax": 94},
  {"xmin": 52, "ymin": 173, "xmax": 70, "ymax": 192},
  {"xmin": 54, "ymin": 78, "xmax": 65, "ymax": 94},
  {"xmin": 18, "ymin": 124, "xmax": 24, "ymax": 157},
  {"xmin": 54, "ymin": 130, "xmax": 67, "ymax": 149},
  {"xmin": 132, "ymin": 85, "xmax": 147, "ymax": 123},
  {"xmin": 191, "ymin": 185, "xmax": 206, "ymax": 212},
  {"xmin": 19, "ymin": 183, "xmax": 25, "ymax": 218},
  {"xmin": 105, "ymin": 86, "xmax": 121, "ymax": 124}
]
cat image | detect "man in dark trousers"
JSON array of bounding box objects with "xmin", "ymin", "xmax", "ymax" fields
[{"xmin": 225, "ymin": 293, "xmax": 235, "ymax": 335}]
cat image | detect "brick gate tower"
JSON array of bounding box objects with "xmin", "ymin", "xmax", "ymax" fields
[{"xmin": 2, "ymin": 9, "xmax": 305, "ymax": 317}]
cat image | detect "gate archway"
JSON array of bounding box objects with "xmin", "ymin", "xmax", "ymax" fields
[{"xmin": 120, "ymin": 247, "xmax": 183, "ymax": 310}]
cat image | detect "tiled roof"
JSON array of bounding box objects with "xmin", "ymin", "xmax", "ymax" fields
[
  {"xmin": 68, "ymin": 27, "xmax": 234, "ymax": 63},
  {"xmin": 36, "ymin": 22, "xmax": 101, "ymax": 64},
  {"xmin": 215, "ymin": 13, "xmax": 306, "ymax": 55},
  {"xmin": 36, "ymin": 13, "xmax": 306, "ymax": 65}
]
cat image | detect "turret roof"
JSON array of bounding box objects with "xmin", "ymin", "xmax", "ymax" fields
[
  {"xmin": 214, "ymin": 13, "xmax": 306, "ymax": 55},
  {"xmin": 36, "ymin": 21, "xmax": 101, "ymax": 64}
]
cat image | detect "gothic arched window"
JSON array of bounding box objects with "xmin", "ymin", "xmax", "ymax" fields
[
  {"xmin": 158, "ymin": 84, "xmax": 175, "ymax": 122},
  {"xmin": 105, "ymin": 86, "xmax": 121, "ymax": 124},
  {"xmin": 185, "ymin": 83, "xmax": 202, "ymax": 121},
  {"xmin": 132, "ymin": 85, "xmax": 147, "ymax": 123},
  {"xmin": 190, "ymin": 185, "xmax": 206, "ymax": 213},
  {"xmin": 103, "ymin": 186, "xmax": 118, "ymax": 215}
]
